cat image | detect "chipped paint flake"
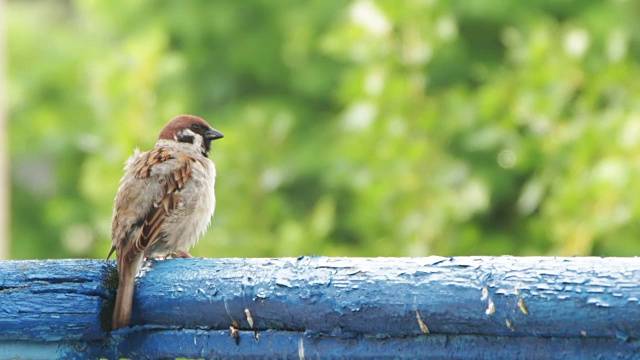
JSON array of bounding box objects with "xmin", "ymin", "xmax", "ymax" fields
[
  {"xmin": 298, "ymin": 337, "xmax": 306, "ymax": 360},
  {"xmin": 415, "ymin": 310, "xmax": 430, "ymax": 333},
  {"xmin": 518, "ymin": 298, "xmax": 530, "ymax": 315},
  {"xmin": 486, "ymin": 299, "xmax": 496, "ymax": 316},
  {"xmin": 505, "ymin": 318, "xmax": 515, "ymax": 331},
  {"xmin": 245, "ymin": 308, "xmax": 254, "ymax": 328},
  {"xmin": 481, "ymin": 287, "xmax": 489, "ymax": 301},
  {"xmin": 230, "ymin": 325, "xmax": 240, "ymax": 345}
]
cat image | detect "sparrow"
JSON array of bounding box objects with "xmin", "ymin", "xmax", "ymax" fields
[{"xmin": 108, "ymin": 115, "xmax": 223, "ymax": 330}]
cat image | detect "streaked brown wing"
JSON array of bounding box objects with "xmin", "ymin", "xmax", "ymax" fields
[{"xmin": 127, "ymin": 147, "xmax": 194, "ymax": 257}]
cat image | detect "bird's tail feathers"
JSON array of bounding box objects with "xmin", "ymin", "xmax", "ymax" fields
[{"xmin": 112, "ymin": 255, "xmax": 141, "ymax": 330}]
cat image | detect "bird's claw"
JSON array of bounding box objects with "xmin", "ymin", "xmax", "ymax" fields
[{"xmin": 170, "ymin": 250, "xmax": 193, "ymax": 258}]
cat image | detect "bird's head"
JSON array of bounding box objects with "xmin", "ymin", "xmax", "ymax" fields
[{"xmin": 159, "ymin": 115, "xmax": 224, "ymax": 157}]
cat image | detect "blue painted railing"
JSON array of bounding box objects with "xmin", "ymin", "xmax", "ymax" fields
[{"xmin": 0, "ymin": 256, "xmax": 639, "ymax": 359}]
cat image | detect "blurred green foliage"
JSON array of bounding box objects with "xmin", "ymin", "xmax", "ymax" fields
[{"xmin": 7, "ymin": 0, "xmax": 640, "ymax": 259}]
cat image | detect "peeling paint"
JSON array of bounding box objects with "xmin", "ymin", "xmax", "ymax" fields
[
  {"xmin": 486, "ymin": 299, "xmax": 496, "ymax": 316},
  {"xmin": 518, "ymin": 299, "xmax": 530, "ymax": 315},
  {"xmin": 505, "ymin": 319, "xmax": 515, "ymax": 332},
  {"xmin": 2, "ymin": 256, "xmax": 640, "ymax": 358},
  {"xmin": 415, "ymin": 310, "xmax": 430, "ymax": 334}
]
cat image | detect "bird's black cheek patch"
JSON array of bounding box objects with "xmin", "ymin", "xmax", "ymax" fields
[
  {"xmin": 201, "ymin": 140, "xmax": 211, "ymax": 157},
  {"xmin": 176, "ymin": 133, "xmax": 195, "ymax": 144}
]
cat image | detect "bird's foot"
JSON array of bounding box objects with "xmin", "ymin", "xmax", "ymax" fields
[{"xmin": 170, "ymin": 250, "xmax": 193, "ymax": 258}]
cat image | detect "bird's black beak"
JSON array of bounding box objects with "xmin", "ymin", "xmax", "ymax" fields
[{"xmin": 204, "ymin": 128, "xmax": 224, "ymax": 141}]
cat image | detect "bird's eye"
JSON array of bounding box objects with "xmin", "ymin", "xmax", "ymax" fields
[{"xmin": 191, "ymin": 124, "xmax": 203, "ymax": 131}]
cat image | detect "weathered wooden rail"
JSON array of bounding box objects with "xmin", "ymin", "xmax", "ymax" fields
[{"xmin": 0, "ymin": 256, "xmax": 639, "ymax": 359}]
